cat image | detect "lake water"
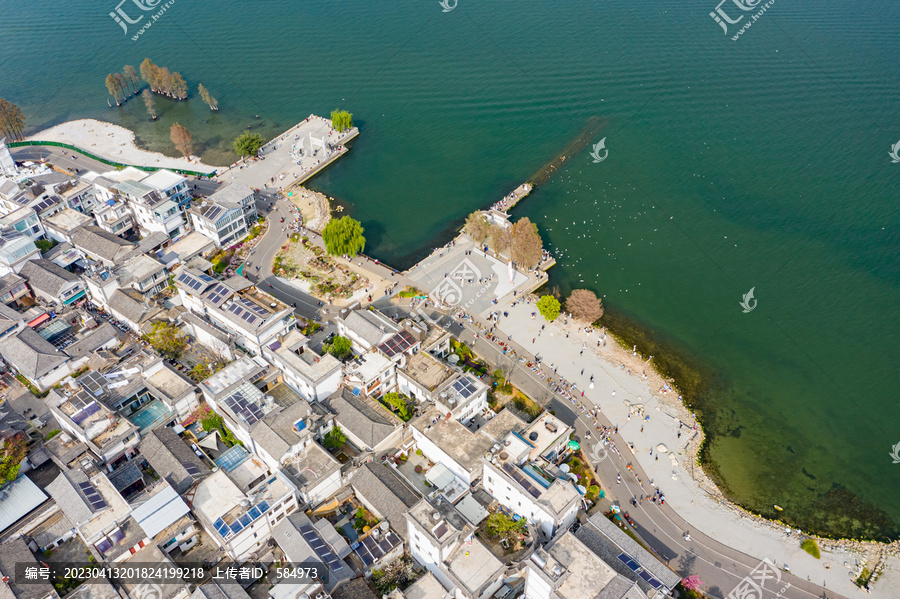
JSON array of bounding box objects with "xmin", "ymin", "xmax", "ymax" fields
[{"xmin": 2, "ymin": 0, "xmax": 899, "ymax": 539}]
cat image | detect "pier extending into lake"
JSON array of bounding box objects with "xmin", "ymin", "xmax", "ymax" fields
[{"xmin": 216, "ymin": 114, "xmax": 359, "ymax": 192}]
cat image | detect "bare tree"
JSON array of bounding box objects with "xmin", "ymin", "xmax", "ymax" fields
[
  {"xmin": 123, "ymin": 65, "xmax": 140, "ymax": 94},
  {"xmin": 510, "ymin": 217, "xmax": 543, "ymax": 269},
  {"xmin": 0, "ymin": 98, "xmax": 25, "ymax": 140},
  {"xmin": 566, "ymin": 289, "xmax": 603, "ymax": 323},
  {"xmin": 198, "ymin": 84, "xmax": 218, "ymax": 111},
  {"xmin": 464, "ymin": 211, "xmax": 490, "ymax": 243},
  {"xmin": 488, "ymin": 224, "xmax": 510, "ymax": 255},
  {"xmin": 142, "ymin": 89, "xmax": 157, "ymax": 120},
  {"xmin": 105, "ymin": 73, "xmax": 124, "ymax": 106},
  {"xmin": 170, "ymin": 122, "xmax": 192, "ymax": 159}
]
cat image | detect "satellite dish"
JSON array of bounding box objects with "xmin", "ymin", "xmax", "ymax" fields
[
  {"xmin": 559, "ymin": 464, "xmax": 570, "ymax": 473},
  {"xmin": 380, "ymin": 521, "xmax": 389, "ymax": 531},
  {"xmin": 577, "ymin": 485, "xmax": 587, "ymax": 494},
  {"xmin": 432, "ymin": 512, "xmax": 441, "ymax": 522},
  {"xmin": 448, "ymin": 355, "xmax": 459, "ymax": 364}
]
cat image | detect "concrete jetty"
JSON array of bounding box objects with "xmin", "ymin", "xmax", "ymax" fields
[{"xmin": 216, "ymin": 114, "xmax": 358, "ymax": 192}]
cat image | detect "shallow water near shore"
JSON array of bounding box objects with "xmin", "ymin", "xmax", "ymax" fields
[{"xmin": 2, "ymin": 0, "xmax": 899, "ymax": 538}]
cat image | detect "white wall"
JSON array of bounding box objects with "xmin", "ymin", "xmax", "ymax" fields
[{"xmin": 411, "ymin": 427, "xmax": 476, "ymax": 485}]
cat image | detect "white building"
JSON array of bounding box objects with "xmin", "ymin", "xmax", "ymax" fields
[
  {"xmin": 0, "ymin": 227, "xmax": 40, "ymax": 276},
  {"xmin": 405, "ymin": 498, "xmax": 505, "ymax": 599},
  {"xmin": 261, "ymin": 329, "xmax": 342, "ymax": 402},
  {"xmin": 192, "ymin": 470, "xmax": 298, "ymax": 562},
  {"xmin": 174, "ymin": 270, "xmax": 295, "ymax": 356},
  {"xmin": 189, "ymin": 183, "xmax": 257, "ymax": 248},
  {"xmin": 0, "ymin": 138, "xmax": 17, "ymax": 177},
  {"xmin": 524, "ymin": 531, "xmax": 645, "ymax": 599},
  {"xmin": 409, "ymin": 405, "xmax": 525, "ymax": 486}
]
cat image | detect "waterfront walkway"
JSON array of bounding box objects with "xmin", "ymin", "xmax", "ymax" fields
[
  {"xmin": 451, "ymin": 300, "xmax": 872, "ymax": 599},
  {"xmin": 216, "ymin": 115, "xmax": 358, "ymax": 191}
]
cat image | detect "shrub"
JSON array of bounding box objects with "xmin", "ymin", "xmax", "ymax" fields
[
  {"xmin": 415, "ymin": 449, "xmax": 423, "ymax": 456},
  {"xmin": 801, "ymin": 538, "xmax": 820, "ymax": 559},
  {"xmin": 414, "ymin": 465, "xmax": 423, "ymax": 474}
]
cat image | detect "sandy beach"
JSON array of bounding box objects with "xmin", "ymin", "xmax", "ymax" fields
[{"xmin": 26, "ymin": 118, "xmax": 222, "ymax": 174}]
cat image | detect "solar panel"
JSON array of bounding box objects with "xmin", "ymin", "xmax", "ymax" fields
[
  {"xmin": 378, "ymin": 330, "xmax": 416, "ymax": 359},
  {"xmin": 299, "ymin": 523, "xmax": 342, "ymax": 570},
  {"xmin": 238, "ymin": 514, "xmax": 252, "ymax": 527},
  {"xmin": 206, "ymin": 283, "xmax": 232, "ymax": 305},
  {"xmin": 617, "ymin": 553, "xmax": 641, "ymax": 572},
  {"xmin": 238, "ymin": 297, "xmax": 269, "ymax": 316},
  {"xmin": 78, "ymin": 481, "xmax": 108, "ymax": 510},
  {"xmin": 182, "ymin": 462, "xmax": 201, "ymax": 477},
  {"xmin": 108, "ymin": 528, "xmax": 125, "ymax": 544},
  {"xmin": 230, "ymin": 521, "xmax": 243, "ymax": 534},
  {"xmin": 214, "ymin": 518, "xmax": 231, "ymax": 538},
  {"xmin": 249, "ymin": 506, "xmax": 261, "ymax": 520},
  {"xmin": 257, "ymin": 500, "xmax": 270, "ymax": 512},
  {"xmin": 206, "ymin": 205, "xmax": 223, "ymax": 221},
  {"xmin": 227, "ymin": 303, "xmax": 259, "ymax": 326},
  {"xmin": 503, "ymin": 463, "xmax": 541, "ymax": 499},
  {"xmin": 452, "ymin": 376, "xmax": 478, "ymax": 399},
  {"xmin": 94, "ymin": 537, "xmax": 112, "ymax": 554}
]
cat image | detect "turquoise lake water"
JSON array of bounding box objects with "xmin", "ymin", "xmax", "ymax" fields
[{"xmin": 2, "ymin": 0, "xmax": 899, "ymax": 538}]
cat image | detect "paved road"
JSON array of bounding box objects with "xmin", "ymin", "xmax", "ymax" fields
[
  {"xmin": 12, "ymin": 145, "xmax": 108, "ymax": 176},
  {"xmin": 452, "ymin": 314, "xmax": 842, "ymax": 599}
]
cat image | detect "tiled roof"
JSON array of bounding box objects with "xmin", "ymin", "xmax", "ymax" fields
[
  {"xmin": 107, "ymin": 288, "xmax": 158, "ymax": 324},
  {"xmin": 63, "ymin": 323, "xmax": 119, "ymax": 359},
  {"xmin": 0, "ymin": 326, "xmax": 68, "ymax": 379},
  {"xmin": 19, "ymin": 259, "xmax": 80, "ymax": 296},
  {"xmin": 323, "ymin": 387, "xmax": 400, "ymax": 449},
  {"xmin": 71, "ymin": 226, "xmax": 135, "ymax": 263},
  {"xmin": 139, "ymin": 426, "xmax": 208, "ymax": 494},
  {"xmin": 350, "ymin": 462, "xmax": 421, "ymax": 539}
]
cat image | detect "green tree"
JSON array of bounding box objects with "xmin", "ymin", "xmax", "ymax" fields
[
  {"xmin": 322, "ymin": 216, "xmax": 365, "ymax": 256},
  {"xmin": 322, "ymin": 426, "xmax": 347, "ymax": 450},
  {"xmin": 484, "ymin": 513, "xmax": 526, "ymax": 540},
  {"xmin": 330, "ymin": 109, "xmax": 353, "ymax": 132},
  {"xmin": 382, "ymin": 392, "xmax": 411, "ymax": 420},
  {"xmin": 536, "ymin": 295, "xmax": 561, "ymax": 322},
  {"xmin": 142, "ymin": 89, "xmax": 157, "ymax": 120},
  {"xmin": 198, "ymin": 83, "xmax": 218, "ymax": 111},
  {"xmin": 34, "ymin": 238, "xmax": 57, "ymax": 253},
  {"xmin": 147, "ymin": 321, "xmax": 187, "ymax": 359},
  {"xmin": 200, "ymin": 409, "xmax": 223, "ymax": 433},
  {"xmin": 0, "ymin": 98, "xmax": 26, "ymax": 141},
  {"xmin": 324, "ymin": 335, "xmax": 353, "ymax": 361},
  {"xmin": 170, "ymin": 122, "xmax": 193, "ymax": 159},
  {"xmin": 0, "ymin": 434, "xmax": 27, "ymax": 485},
  {"xmin": 233, "ymin": 131, "xmax": 264, "ymax": 157}
]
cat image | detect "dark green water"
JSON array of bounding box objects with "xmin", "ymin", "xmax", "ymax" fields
[{"xmin": 3, "ymin": 0, "xmax": 899, "ymax": 539}]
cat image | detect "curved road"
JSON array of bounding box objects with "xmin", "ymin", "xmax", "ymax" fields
[
  {"xmin": 13, "ymin": 144, "xmax": 840, "ymax": 598},
  {"xmin": 453, "ymin": 316, "xmax": 842, "ymax": 599}
]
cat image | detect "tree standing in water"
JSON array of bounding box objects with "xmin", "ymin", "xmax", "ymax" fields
[
  {"xmin": 105, "ymin": 73, "xmax": 125, "ymax": 106},
  {"xmin": 142, "ymin": 89, "xmax": 157, "ymax": 121},
  {"xmin": 198, "ymin": 84, "xmax": 218, "ymax": 111},
  {"xmin": 170, "ymin": 122, "xmax": 193, "ymax": 159},
  {"xmin": 0, "ymin": 98, "xmax": 26, "ymax": 140}
]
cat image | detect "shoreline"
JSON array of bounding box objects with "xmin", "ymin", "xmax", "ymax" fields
[{"xmin": 26, "ymin": 118, "xmax": 223, "ymax": 174}]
